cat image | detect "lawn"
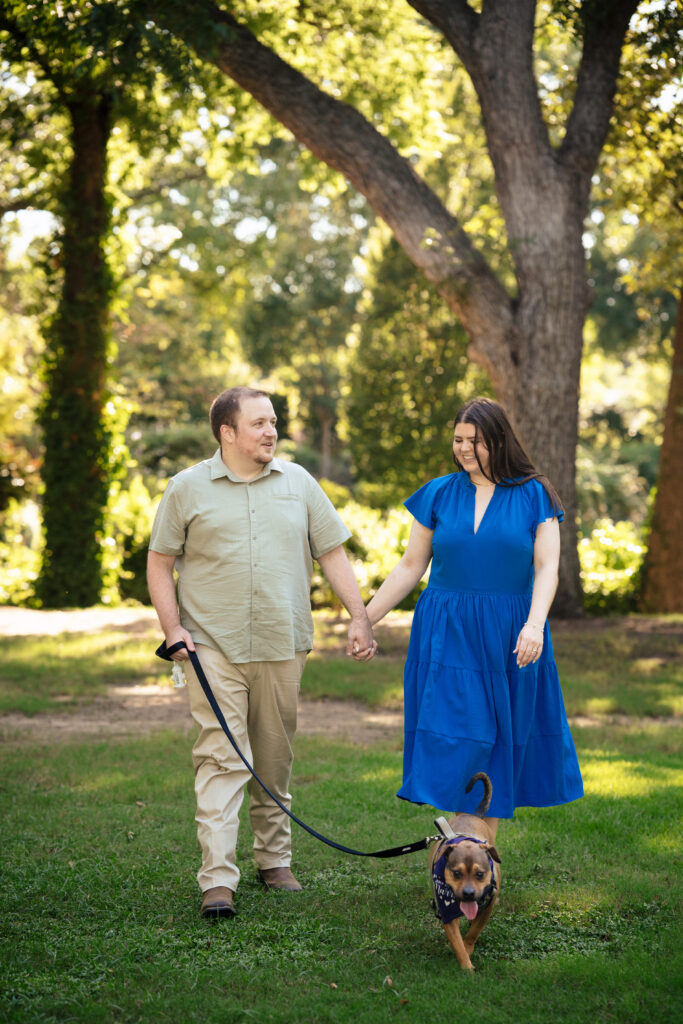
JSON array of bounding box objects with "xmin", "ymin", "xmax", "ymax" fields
[{"xmin": 0, "ymin": 610, "xmax": 681, "ymax": 1024}]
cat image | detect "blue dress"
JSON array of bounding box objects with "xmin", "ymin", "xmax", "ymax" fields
[{"xmin": 399, "ymin": 472, "xmax": 583, "ymax": 818}]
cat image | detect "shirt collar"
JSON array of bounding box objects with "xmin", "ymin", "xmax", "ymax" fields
[{"xmin": 209, "ymin": 448, "xmax": 285, "ymax": 483}]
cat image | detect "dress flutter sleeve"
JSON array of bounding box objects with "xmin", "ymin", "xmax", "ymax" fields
[
  {"xmin": 526, "ymin": 478, "xmax": 564, "ymax": 536},
  {"xmin": 404, "ymin": 475, "xmax": 454, "ymax": 530}
]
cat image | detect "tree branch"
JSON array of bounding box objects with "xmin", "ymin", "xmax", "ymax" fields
[
  {"xmin": 406, "ymin": 0, "xmax": 478, "ymax": 49},
  {"xmin": 559, "ymin": 0, "xmax": 640, "ymax": 177},
  {"xmin": 146, "ymin": 0, "xmax": 514, "ymax": 344},
  {"xmin": 122, "ymin": 168, "xmax": 208, "ymax": 205}
]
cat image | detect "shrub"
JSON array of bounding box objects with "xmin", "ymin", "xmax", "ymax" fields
[
  {"xmin": 311, "ymin": 499, "xmax": 422, "ymax": 608},
  {"xmin": 578, "ymin": 518, "xmax": 645, "ymax": 614},
  {"xmin": 0, "ymin": 492, "xmax": 649, "ymax": 617},
  {"xmin": 101, "ymin": 475, "xmax": 160, "ymax": 605}
]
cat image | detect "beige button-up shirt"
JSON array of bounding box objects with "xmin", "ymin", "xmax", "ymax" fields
[{"xmin": 149, "ymin": 450, "xmax": 351, "ymax": 663}]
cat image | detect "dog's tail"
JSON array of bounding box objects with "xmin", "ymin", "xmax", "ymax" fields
[{"xmin": 465, "ymin": 772, "xmax": 492, "ymax": 818}]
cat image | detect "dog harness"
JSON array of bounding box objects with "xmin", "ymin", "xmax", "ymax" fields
[{"xmin": 431, "ymin": 836, "xmax": 497, "ymax": 924}]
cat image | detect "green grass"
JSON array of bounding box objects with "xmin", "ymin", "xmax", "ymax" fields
[
  {"xmin": 0, "ymin": 728, "xmax": 681, "ymax": 1023},
  {"xmin": 0, "ymin": 610, "xmax": 682, "ymax": 1022},
  {"xmin": 0, "ymin": 630, "xmax": 166, "ymax": 715}
]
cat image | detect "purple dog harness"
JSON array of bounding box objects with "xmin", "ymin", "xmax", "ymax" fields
[{"xmin": 432, "ymin": 836, "xmax": 497, "ymax": 924}]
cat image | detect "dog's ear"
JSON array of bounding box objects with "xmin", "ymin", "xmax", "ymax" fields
[{"xmin": 484, "ymin": 844, "xmax": 501, "ymax": 864}]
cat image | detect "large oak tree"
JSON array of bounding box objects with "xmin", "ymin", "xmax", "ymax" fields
[{"xmin": 143, "ymin": 0, "xmax": 668, "ymax": 615}]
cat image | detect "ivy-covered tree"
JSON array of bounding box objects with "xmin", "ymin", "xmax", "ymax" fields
[{"xmin": 0, "ymin": 2, "xmax": 207, "ymax": 605}]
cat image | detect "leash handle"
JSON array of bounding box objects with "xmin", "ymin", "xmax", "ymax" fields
[{"xmin": 156, "ymin": 640, "xmax": 436, "ymax": 859}]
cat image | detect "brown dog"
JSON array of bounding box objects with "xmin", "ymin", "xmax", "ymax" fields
[{"xmin": 429, "ymin": 772, "xmax": 502, "ymax": 970}]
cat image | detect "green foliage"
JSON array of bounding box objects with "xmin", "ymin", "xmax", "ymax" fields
[
  {"xmin": 103, "ymin": 474, "xmax": 159, "ymax": 605},
  {"xmin": 343, "ymin": 236, "xmax": 492, "ymax": 506},
  {"xmin": 0, "ymin": 291, "xmax": 43, "ymax": 510},
  {"xmin": 578, "ymin": 518, "xmax": 645, "ymax": 614},
  {"xmin": 0, "ymin": 498, "xmax": 41, "ymax": 607},
  {"xmin": 311, "ymin": 493, "xmax": 419, "ymax": 609},
  {"xmin": 598, "ymin": 0, "xmax": 683, "ymax": 293},
  {"xmin": 577, "ymin": 324, "xmax": 671, "ymax": 533},
  {"xmin": 1, "ymin": 0, "xmax": 679, "ymax": 612},
  {"xmin": 0, "ymin": 0, "xmax": 239, "ymax": 608},
  {"xmin": 0, "ymin": 477, "xmax": 662, "ymax": 616}
]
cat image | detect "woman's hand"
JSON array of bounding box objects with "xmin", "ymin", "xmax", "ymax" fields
[
  {"xmin": 514, "ymin": 620, "xmax": 544, "ymax": 667},
  {"xmin": 514, "ymin": 518, "xmax": 560, "ymax": 668}
]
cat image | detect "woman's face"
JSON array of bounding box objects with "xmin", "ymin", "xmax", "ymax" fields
[{"xmin": 453, "ymin": 420, "xmax": 491, "ymax": 477}]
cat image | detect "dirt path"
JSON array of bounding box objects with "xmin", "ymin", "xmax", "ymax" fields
[{"xmin": 0, "ymin": 606, "xmax": 404, "ymax": 744}]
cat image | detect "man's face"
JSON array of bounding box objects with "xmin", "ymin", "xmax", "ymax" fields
[{"xmin": 225, "ymin": 396, "xmax": 278, "ymax": 468}]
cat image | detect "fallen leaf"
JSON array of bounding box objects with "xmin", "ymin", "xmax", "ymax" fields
[
  {"xmin": 329, "ymin": 983, "xmax": 338, "ymax": 990},
  {"xmin": 384, "ymin": 976, "xmax": 393, "ymax": 988}
]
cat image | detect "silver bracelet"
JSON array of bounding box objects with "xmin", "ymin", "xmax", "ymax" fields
[{"xmin": 525, "ymin": 620, "xmax": 545, "ymax": 630}]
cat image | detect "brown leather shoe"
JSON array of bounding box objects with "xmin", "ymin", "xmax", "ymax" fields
[
  {"xmin": 257, "ymin": 867, "xmax": 303, "ymax": 892},
  {"xmin": 200, "ymin": 886, "xmax": 236, "ymax": 918}
]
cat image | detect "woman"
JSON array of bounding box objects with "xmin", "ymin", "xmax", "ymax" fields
[{"xmin": 366, "ymin": 398, "xmax": 583, "ymax": 838}]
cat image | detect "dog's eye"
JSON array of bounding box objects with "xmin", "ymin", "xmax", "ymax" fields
[{"xmin": 476, "ymin": 870, "xmax": 485, "ymax": 880}]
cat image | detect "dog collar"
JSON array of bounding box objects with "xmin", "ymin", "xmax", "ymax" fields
[{"xmin": 431, "ymin": 836, "xmax": 497, "ymax": 924}]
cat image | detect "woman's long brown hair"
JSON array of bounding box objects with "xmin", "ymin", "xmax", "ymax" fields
[{"xmin": 453, "ymin": 397, "xmax": 564, "ymax": 515}]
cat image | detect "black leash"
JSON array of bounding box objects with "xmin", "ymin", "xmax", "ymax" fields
[{"xmin": 156, "ymin": 640, "xmax": 440, "ymax": 859}]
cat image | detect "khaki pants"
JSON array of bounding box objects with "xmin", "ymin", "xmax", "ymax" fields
[{"xmin": 185, "ymin": 644, "xmax": 307, "ymax": 893}]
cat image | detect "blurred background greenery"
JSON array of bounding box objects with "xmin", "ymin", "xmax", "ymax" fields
[{"xmin": 1, "ymin": 1, "xmax": 680, "ymax": 615}]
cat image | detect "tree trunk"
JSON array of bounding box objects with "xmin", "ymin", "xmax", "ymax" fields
[
  {"xmin": 150, "ymin": 0, "xmax": 639, "ymax": 614},
  {"xmin": 490, "ymin": 237, "xmax": 588, "ymax": 617},
  {"xmin": 639, "ymin": 284, "xmax": 683, "ymax": 613},
  {"xmin": 37, "ymin": 94, "xmax": 113, "ymax": 608}
]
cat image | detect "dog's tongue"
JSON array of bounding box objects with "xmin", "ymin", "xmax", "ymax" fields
[{"xmin": 460, "ymin": 901, "xmax": 478, "ymax": 921}]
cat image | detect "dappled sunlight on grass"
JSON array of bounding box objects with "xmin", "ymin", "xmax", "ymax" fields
[
  {"xmin": 579, "ymin": 753, "xmax": 682, "ymax": 798},
  {"xmin": 74, "ymin": 771, "xmax": 131, "ymax": 793},
  {"xmin": 359, "ymin": 766, "xmax": 401, "ymax": 785},
  {"xmin": 640, "ymin": 827, "xmax": 681, "ymax": 854},
  {"xmin": 0, "ymin": 630, "xmax": 169, "ymax": 714},
  {"xmin": 584, "ymin": 696, "xmax": 620, "ymax": 714},
  {"xmin": 553, "ymin": 619, "xmax": 683, "ymax": 719}
]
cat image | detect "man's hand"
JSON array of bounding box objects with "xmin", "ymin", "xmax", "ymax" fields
[
  {"xmin": 166, "ymin": 625, "xmax": 195, "ymax": 661},
  {"xmin": 347, "ymin": 617, "xmax": 377, "ymax": 661}
]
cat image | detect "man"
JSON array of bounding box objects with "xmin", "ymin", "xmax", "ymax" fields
[{"xmin": 147, "ymin": 386, "xmax": 375, "ymax": 919}]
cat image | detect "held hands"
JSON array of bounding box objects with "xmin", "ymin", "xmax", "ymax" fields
[
  {"xmin": 514, "ymin": 620, "xmax": 544, "ymax": 668},
  {"xmin": 346, "ymin": 616, "xmax": 378, "ymax": 662}
]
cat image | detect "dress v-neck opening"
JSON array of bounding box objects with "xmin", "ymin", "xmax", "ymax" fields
[{"xmin": 472, "ymin": 483, "xmax": 496, "ymax": 535}]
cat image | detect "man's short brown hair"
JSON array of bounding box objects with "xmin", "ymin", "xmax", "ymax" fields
[{"xmin": 209, "ymin": 387, "xmax": 270, "ymax": 442}]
